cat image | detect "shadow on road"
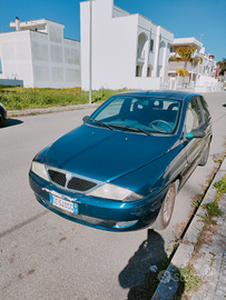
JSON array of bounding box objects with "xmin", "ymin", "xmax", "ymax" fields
[
  {"xmin": 119, "ymin": 229, "xmax": 185, "ymax": 300},
  {"xmin": 0, "ymin": 118, "xmax": 23, "ymax": 128}
]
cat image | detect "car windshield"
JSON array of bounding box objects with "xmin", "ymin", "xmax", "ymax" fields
[{"xmin": 89, "ymin": 96, "xmax": 182, "ymax": 134}]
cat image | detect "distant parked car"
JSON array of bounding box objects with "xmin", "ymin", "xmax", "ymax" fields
[
  {"xmin": 0, "ymin": 103, "xmax": 7, "ymax": 125},
  {"xmin": 29, "ymin": 91, "xmax": 212, "ymax": 232}
]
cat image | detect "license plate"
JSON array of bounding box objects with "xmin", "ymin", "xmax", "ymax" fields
[{"xmin": 49, "ymin": 194, "xmax": 78, "ymax": 214}]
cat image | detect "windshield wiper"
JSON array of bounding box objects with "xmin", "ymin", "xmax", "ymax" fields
[
  {"xmin": 89, "ymin": 119, "xmax": 114, "ymax": 130},
  {"xmin": 108, "ymin": 124, "xmax": 152, "ymax": 136}
]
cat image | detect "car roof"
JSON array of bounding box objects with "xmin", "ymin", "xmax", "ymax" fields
[{"xmin": 114, "ymin": 90, "xmax": 202, "ymax": 102}]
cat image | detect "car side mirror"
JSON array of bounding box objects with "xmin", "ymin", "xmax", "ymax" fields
[
  {"xmin": 187, "ymin": 128, "xmax": 205, "ymax": 139},
  {"xmin": 83, "ymin": 115, "xmax": 89, "ymax": 123}
]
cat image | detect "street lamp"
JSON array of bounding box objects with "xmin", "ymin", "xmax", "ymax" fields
[{"xmin": 89, "ymin": 0, "xmax": 92, "ymax": 104}]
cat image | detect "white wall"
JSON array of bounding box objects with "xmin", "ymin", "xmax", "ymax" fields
[
  {"xmin": 80, "ymin": 0, "xmax": 173, "ymax": 91},
  {"xmin": 0, "ymin": 19, "xmax": 81, "ymax": 88},
  {"xmin": 0, "ymin": 31, "xmax": 34, "ymax": 86},
  {"xmin": 30, "ymin": 27, "xmax": 81, "ymax": 88},
  {"xmin": 195, "ymin": 75, "xmax": 219, "ymax": 92},
  {"xmin": 81, "ymin": 0, "xmax": 138, "ymax": 90}
]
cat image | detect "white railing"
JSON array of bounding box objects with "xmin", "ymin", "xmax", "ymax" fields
[
  {"xmin": 168, "ymin": 61, "xmax": 198, "ymax": 72},
  {"xmin": 161, "ymin": 79, "xmax": 223, "ymax": 93}
]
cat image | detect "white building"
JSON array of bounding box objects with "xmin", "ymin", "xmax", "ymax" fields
[
  {"xmin": 167, "ymin": 37, "xmax": 203, "ymax": 82},
  {"xmin": 0, "ymin": 18, "xmax": 81, "ymax": 88},
  {"xmin": 166, "ymin": 37, "xmax": 219, "ymax": 92},
  {"xmin": 80, "ymin": 0, "xmax": 174, "ymax": 91},
  {"xmin": 199, "ymin": 48, "xmax": 216, "ymax": 77}
]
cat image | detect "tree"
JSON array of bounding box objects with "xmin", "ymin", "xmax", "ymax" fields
[
  {"xmin": 217, "ymin": 58, "xmax": 226, "ymax": 76},
  {"xmin": 175, "ymin": 68, "xmax": 189, "ymax": 77},
  {"xmin": 169, "ymin": 45, "xmax": 203, "ymax": 69},
  {"xmin": 175, "ymin": 68, "xmax": 189, "ymax": 87}
]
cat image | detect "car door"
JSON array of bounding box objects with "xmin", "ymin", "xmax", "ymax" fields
[{"xmin": 183, "ymin": 96, "xmax": 206, "ymax": 180}]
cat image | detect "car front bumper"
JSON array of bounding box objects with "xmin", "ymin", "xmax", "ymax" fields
[{"xmin": 29, "ymin": 170, "xmax": 167, "ymax": 232}]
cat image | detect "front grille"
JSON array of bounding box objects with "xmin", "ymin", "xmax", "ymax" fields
[
  {"xmin": 46, "ymin": 167, "xmax": 99, "ymax": 192},
  {"xmin": 48, "ymin": 170, "xmax": 66, "ymax": 187},
  {"xmin": 67, "ymin": 177, "xmax": 97, "ymax": 191}
]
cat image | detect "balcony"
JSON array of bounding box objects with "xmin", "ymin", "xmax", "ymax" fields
[{"xmin": 168, "ymin": 61, "xmax": 198, "ymax": 73}]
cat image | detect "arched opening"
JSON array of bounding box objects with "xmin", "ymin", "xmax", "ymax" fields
[
  {"xmin": 158, "ymin": 41, "xmax": 166, "ymax": 78},
  {"xmin": 137, "ymin": 33, "xmax": 148, "ymax": 60},
  {"xmin": 158, "ymin": 41, "xmax": 166, "ymax": 67},
  {"xmin": 147, "ymin": 65, "xmax": 153, "ymax": 77},
  {"xmin": 136, "ymin": 64, "xmax": 143, "ymax": 77},
  {"xmin": 136, "ymin": 33, "xmax": 148, "ymax": 77}
]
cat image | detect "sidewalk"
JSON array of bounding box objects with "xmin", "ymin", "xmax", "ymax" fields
[
  {"xmin": 7, "ymin": 103, "xmax": 99, "ymax": 117},
  {"xmin": 151, "ymin": 158, "xmax": 226, "ymax": 300}
]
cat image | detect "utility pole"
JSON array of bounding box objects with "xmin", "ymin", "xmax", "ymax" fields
[{"xmin": 89, "ymin": 0, "xmax": 92, "ymax": 104}]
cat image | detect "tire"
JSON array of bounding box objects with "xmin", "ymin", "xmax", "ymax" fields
[
  {"xmin": 199, "ymin": 142, "xmax": 210, "ymax": 166},
  {"xmin": 152, "ymin": 182, "xmax": 176, "ymax": 230}
]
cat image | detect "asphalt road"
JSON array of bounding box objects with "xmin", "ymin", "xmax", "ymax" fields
[{"xmin": 1, "ymin": 92, "xmax": 226, "ymax": 300}]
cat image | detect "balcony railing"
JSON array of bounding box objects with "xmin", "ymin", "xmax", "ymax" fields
[{"xmin": 168, "ymin": 61, "xmax": 198, "ymax": 72}]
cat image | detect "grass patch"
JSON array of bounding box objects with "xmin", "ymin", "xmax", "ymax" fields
[
  {"xmin": 214, "ymin": 174, "xmax": 226, "ymax": 201},
  {"xmin": 201, "ymin": 202, "xmax": 223, "ymax": 224},
  {"xmin": 141, "ymin": 261, "xmax": 203, "ymax": 300},
  {"xmin": 173, "ymin": 265, "xmax": 203, "ymax": 299},
  {"xmin": 192, "ymin": 193, "xmax": 205, "ymax": 208},
  {"xmin": 197, "ymin": 174, "xmax": 225, "ymax": 226},
  {"xmin": 0, "ymin": 85, "xmax": 130, "ymax": 110}
]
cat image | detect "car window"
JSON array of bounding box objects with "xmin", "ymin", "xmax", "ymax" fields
[
  {"xmin": 185, "ymin": 98, "xmax": 202, "ymax": 133},
  {"xmin": 198, "ymin": 96, "xmax": 210, "ymax": 121},
  {"xmin": 94, "ymin": 98, "xmax": 124, "ymax": 120},
  {"xmin": 90, "ymin": 96, "xmax": 181, "ymax": 134}
]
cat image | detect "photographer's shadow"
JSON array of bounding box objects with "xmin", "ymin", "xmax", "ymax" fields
[
  {"xmin": 119, "ymin": 229, "xmax": 166, "ymax": 289},
  {"xmin": 119, "ymin": 229, "xmax": 184, "ymax": 299}
]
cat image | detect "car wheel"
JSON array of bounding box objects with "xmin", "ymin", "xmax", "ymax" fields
[
  {"xmin": 199, "ymin": 142, "xmax": 210, "ymax": 166},
  {"xmin": 152, "ymin": 182, "xmax": 176, "ymax": 230}
]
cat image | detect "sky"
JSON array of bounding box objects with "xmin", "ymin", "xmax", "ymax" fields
[{"xmin": 0, "ymin": 0, "xmax": 225, "ymax": 62}]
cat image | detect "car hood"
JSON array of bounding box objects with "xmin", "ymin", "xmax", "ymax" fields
[{"xmin": 43, "ymin": 124, "xmax": 178, "ymax": 182}]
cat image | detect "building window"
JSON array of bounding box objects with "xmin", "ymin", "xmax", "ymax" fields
[
  {"xmin": 150, "ymin": 39, "xmax": 154, "ymax": 52},
  {"xmin": 0, "ymin": 59, "xmax": 2, "ymax": 73}
]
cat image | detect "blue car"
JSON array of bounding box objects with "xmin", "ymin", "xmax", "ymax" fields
[{"xmin": 29, "ymin": 91, "xmax": 212, "ymax": 231}]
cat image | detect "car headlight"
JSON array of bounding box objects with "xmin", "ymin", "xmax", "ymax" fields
[
  {"xmin": 31, "ymin": 161, "xmax": 50, "ymax": 182},
  {"xmin": 87, "ymin": 183, "xmax": 143, "ymax": 202}
]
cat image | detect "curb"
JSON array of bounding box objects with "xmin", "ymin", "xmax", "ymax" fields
[
  {"xmin": 151, "ymin": 158, "xmax": 226, "ymax": 300},
  {"xmin": 7, "ymin": 103, "xmax": 99, "ymax": 117}
]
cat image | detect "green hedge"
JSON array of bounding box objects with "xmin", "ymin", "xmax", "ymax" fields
[{"xmin": 0, "ymin": 86, "xmax": 129, "ymax": 110}]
